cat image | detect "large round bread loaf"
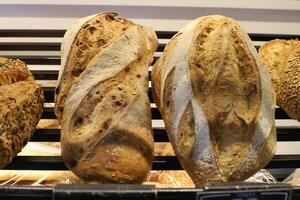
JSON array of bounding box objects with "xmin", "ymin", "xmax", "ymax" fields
[
  {"xmin": 151, "ymin": 15, "xmax": 276, "ymax": 187},
  {"xmin": 259, "ymin": 39, "xmax": 300, "ymax": 121},
  {"xmin": 0, "ymin": 57, "xmax": 44, "ymax": 168},
  {"xmin": 55, "ymin": 12, "xmax": 157, "ymax": 183}
]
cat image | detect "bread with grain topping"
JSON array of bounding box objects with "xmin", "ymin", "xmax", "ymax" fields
[
  {"xmin": 55, "ymin": 12, "xmax": 157, "ymax": 183},
  {"xmin": 0, "ymin": 57, "xmax": 44, "ymax": 168},
  {"xmin": 259, "ymin": 39, "xmax": 300, "ymax": 121},
  {"xmin": 151, "ymin": 15, "xmax": 276, "ymax": 187}
]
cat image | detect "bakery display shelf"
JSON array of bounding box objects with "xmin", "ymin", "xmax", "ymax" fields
[
  {"xmin": 3, "ymin": 55, "xmax": 162, "ymax": 66},
  {"xmin": 3, "ymin": 155, "xmax": 300, "ymax": 171},
  {"xmin": 0, "ymin": 29, "xmax": 299, "ymax": 40},
  {"xmin": 29, "ymin": 128, "xmax": 300, "ymax": 142},
  {"xmin": 30, "ymin": 128, "xmax": 170, "ymax": 142},
  {"xmin": 41, "ymin": 86, "xmax": 155, "ymax": 103},
  {"xmin": 0, "ymin": 184, "xmax": 300, "ymax": 200},
  {"xmin": 39, "ymin": 100, "xmax": 293, "ymax": 121},
  {"xmin": 1, "ymin": 29, "xmax": 300, "ymax": 199},
  {"xmin": 40, "ymin": 103, "xmax": 292, "ymax": 120},
  {"xmin": 0, "ymin": 42, "xmax": 261, "ymax": 52}
]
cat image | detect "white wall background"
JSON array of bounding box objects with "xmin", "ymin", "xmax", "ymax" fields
[{"xmin": 0, "ymin": 0, "xmax": 299, "ymax": 34}]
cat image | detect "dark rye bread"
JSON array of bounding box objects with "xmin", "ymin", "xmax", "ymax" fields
[
  {"xmin": 0, "ymin": 57, "xmax": 44, "ymax": 168},
  {"xmin": 259, "ymin": 39, "xmax": 300, "ymax": 121},
  {"xmin": 151, "ymin": 15, "xmax": 276, "ymax": 187},
  {"xmin": 56, "ymin": 12, "xmax": 158, "ymax": 183}
]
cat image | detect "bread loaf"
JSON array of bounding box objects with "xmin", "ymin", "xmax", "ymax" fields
[
  {"xmin": 151, "ymin": 15, "xmax": 276, "ymax": 187},
  {"xmin": 55, "ymin": 12, "xmax": 157, "ymax": 183},
  {"xmin": 0, "ymin": 170, "xmax": 83, "ymax": 186},
  {"xmin": 259, "ymin": 39, "xmax": 300, "ymax": 121},
  {"xmin": 145, "ymin": 171, "xmax": 195, "ymax": 188},
  {"xmin": 0, "ymin": 57, "xmax": 44, "ymax": 168}
]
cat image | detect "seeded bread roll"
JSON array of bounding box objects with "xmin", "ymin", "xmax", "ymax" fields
[
  {"xmin": 0, "ymin": 57, "xmax": 44, "ymax": 168},
  {"xmin": 151, "ymin": 15, "xmax": 276, "ymax": 187},
  {"xmin": 55, "ymin": 12, "xmax": 157, "ymax": 183},
  {"xmin": 259, "ymin": 39, "xmax": 300, "ymax": 121}
]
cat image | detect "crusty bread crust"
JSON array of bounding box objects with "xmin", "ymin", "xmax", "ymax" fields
[
  {"xmin": 0, "ymin": 57, "xmax": 44, "ymax": 168},
  {"xmin": 55, "ymin": 12, "xmax": 134, "ymax": 121},
  {"xmin": 259, "ymin": 39, "xmax": 300, "ymax": 121},
  {"xmin": 151, "ymin": 15, "xmax": 276, "ymax": 187},
  {"xmin": 56, "ymin": 12, "xmax": 158, "ymax": 183}
]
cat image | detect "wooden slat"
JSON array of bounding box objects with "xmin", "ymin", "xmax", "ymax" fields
[
  {"xmin": 0, "ymin": 30, "xmax": 65, "ymax": 37},
  {"xmin": 0, "ymin": 30, "xmax": 299, "ymax": 40},
  {"xmin": 0, "ymin": 44, "xmax": 260, "ymax": 53},
  {"xmin": 41, "ymin": 107, "xmax": 163, "ymax": 119},
  {"xmin": 0, "ymin": 43, "xmax": 60, "ymax": 51},
  {"xmin": 32, "ymin": 70, "xmax": 58, "ymax": 80}
]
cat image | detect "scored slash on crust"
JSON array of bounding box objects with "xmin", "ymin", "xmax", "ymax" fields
[
  {"xmin": 158, "ymin": 16, "xmax": 221, "ymax": 184},
  {"xmin": 153, "ymin": 15, "xmax": 276, "ymax": 186}
]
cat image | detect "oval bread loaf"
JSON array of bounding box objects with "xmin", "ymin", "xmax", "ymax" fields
[
  {"xmin": 151, "ymin": 15, "xmax": 276, "ymax": 187},
  {"xmin": 0, "ymin": 57, "xmax": 44, "ymax": 168},
  {"xmin": 55, "ymin": 12, "xmax": 157, "ymax": 183},
  {"xmin": 259, "ymin": 39, "xmax": 300, "ymax": 121}
]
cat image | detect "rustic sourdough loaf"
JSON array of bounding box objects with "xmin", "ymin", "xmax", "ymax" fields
[
  {"xmin": 151, "ymin": 15, "xmax": 276, "ymax": 187},
  {"xmin": 259, "ymin": 39, "xmax": 300, "ymax": 121},
  {"xmin": 0, "ymin": 57, "xmax": 44, "ymax": 168},
  {"xmin": 55, "ymin": 12, "xmax": 157, "ymax": 183}
]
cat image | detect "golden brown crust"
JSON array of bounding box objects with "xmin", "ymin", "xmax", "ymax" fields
[
  {"xmin": 259, "ymin": 39, "xmax": 300, "ymax": 121},
  {"xmin": 0, "ymin": 57, "xmax": 44, "ymax": 168},
  {"xmin": 152, "ymin": 15, "xmax": 276, "ymax": 187},
  {"xmin": 189, "ymin": 17, "xmax": 261, "ymax": 179},
  {"xmin": 55, "ymin": 12, "xmax": 135, "ymax": 122},
  {"xmin": 58, "ymin": 13, "xmax": 158, "ymax": 183},
  {"xmin": 146, "ymin": 171, "xmax": 195, "ymax": 188}
]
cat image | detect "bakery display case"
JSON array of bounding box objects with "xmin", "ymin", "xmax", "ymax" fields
[
  {"xmin": 0, "ymin": 1, "xmax": 300, "ymax": 199},
  {"xmin": 0, "ymin": 29, "xmax": 299, "ymax": 199}
]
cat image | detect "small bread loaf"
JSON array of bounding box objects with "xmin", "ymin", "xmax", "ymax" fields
[
  {"xmin": 145, "ymin": 171, "xmax": 195, "ymax": 188},
  {"xmin": 151, "ymin": 15, "xmax": 276, "ymax": 187},
  {"xmin": 55, "ymin": 12, "xmax": 157, "ymax": 183},
  {"xmin": 0, "ymin": 170, "xmax": 83, "ymax": 186},
  {"xmin": 259, "ymin": 39, "xmax": 300, "ymax": 121},
  {"xmin": 0, "ymin": 57, "xmax": 44, "ymax": 168}
]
